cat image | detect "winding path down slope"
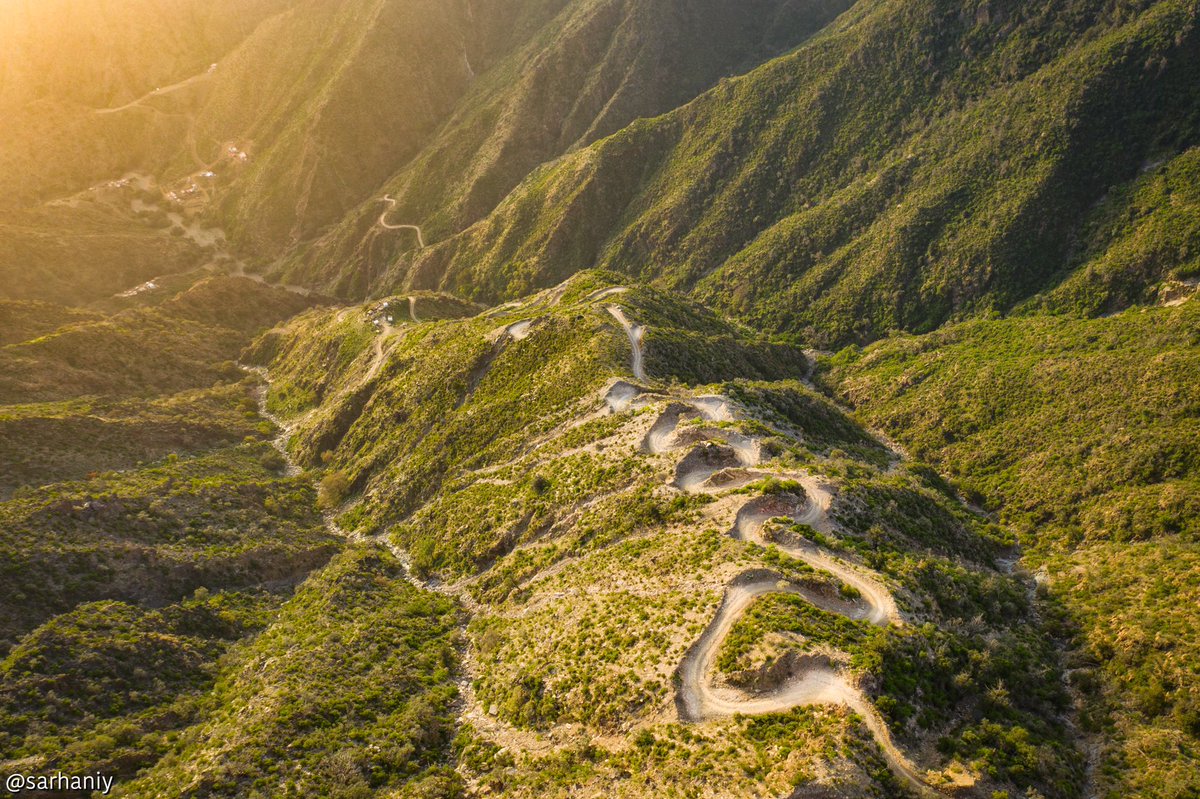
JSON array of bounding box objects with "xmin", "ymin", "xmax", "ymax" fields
[
  {"xmin": 732, "ymin": 492, "xmax": 900, "ymax": 626},
  {"xmin": 676, "ymin": 573, "xmax": 933, "ymax": 795},
  {"xmin": 607, "ymin": 305, "xmax": 645, "ymax": 381},
  {"xmin": 378, "ymin": 195, "xmax": 426, "ymax": 248},
  {"xmin": 586, "ymin": 286, "xmax": 630, "ymax": 302},
  {"xmin": 627, "ymin": 371, "xmax": 948, "ymax": 795},
  {"xmin": 365, "ymin": 317, "xmax": 399, "ymax": 381},
  {"xmin": 504, "ymin": 319, "xmax": 533, "ymax": 341},
  {"xmin": 246, "ymin": 293, "xmax": 958, "ymax": 795}
]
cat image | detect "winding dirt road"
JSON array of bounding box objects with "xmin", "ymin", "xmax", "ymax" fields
[
  {"xmin": 242, "ymin": 366, "xmax": 303, "ymax": 478},
  {"xmin": 505, "ymin": 319, "xmax": 533, "ymax": 340},
  {"xmin": 628, "ymin": 371, "xmax": 944, "ymax": 795},
  {"xmin": 586, "ymin": 286, "xmax": 630, "ymax": 302},
  {"xmin": 94, "ymin": 63, "xmax": 217, "ymax": 115},
  {"xmin": 676, "ymin": 574, "xmax": 864, "ymax": 717},
  {"xmin": 378, "ymin": 195, "xmax": 426, "ymax": 248},
  {"xmin": 365, "ymin": 318, "xmax": 398, "ymax": 381},
  {"xmin": 243, "ymin": 289, "xmax": 956, "ymax": 795},
  {"xmin": 732, "ymin": 492, "xmax": 900, "ymax": 626},
  {"xmin": 229, "ymin": 260, "xmax": 313, "ymax": 297},
  {"xmin": 607, "ymin": 305, "xmax": 645, "ymax": 381}
]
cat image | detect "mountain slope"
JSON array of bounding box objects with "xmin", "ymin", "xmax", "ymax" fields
[
  {"xmin": 389, "ymin": 0, "xmax": 1199, "ymax": 345},
  {"xmin": 193, "ymin": 0, "xmax": 481, "ymax": 255},
  {"xmin": 0, "ymin": 275, "xmax": 342, "ymax": 787},
  {"xmin": 0, "ymin": 0, "xmax": 297, "ymax": 206},
  {"xmin": 820, "ymin": 301, "xmax": 1200, "ymax": 797},
  {"xmin": 223, "ymin": 273, "xmax": 1078, "ymax": 798},
  {"xmin": 1, "ymin": 3, "xmax": 1197, "ymax": 797},
  {"xmin": 282, "ymin": 0, "xmax": 856, "ymax": 293},
  {"xmin": 1, "ymin": 0, "xmax": 858, "ymax": 306}
]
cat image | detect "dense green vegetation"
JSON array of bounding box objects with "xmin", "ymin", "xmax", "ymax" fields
[
  {"xmin": 0, "ymin": 440, "xmax": 339, "ymax": 656},
  {"xmin": 456, "ymin": 706, "xmax": 911, "ymax": 799},
  {"xmin": 116, "ymin": 547, "xmax": 463, "ymax": 799},
  {"xmin": 717, "ymin": 592, "xmax": 872, "ymax": 676},
  {"xmin": 0, "ymin": 590, "xmax": 284, "ymax": 782},
  {"xmin": 822, "ymin": 304, "xmax": 1199, "ymax": 551},
  {"xmin": 0, "ymin": 275, "xmax": 336, "ymax": 651},
  {"xmin": 399, "ymin": 0, "xmax": 1200, "ymax": 347},
  {"xmin": 1031, "ymin": 146, "xmax": 1200, "ymax": 316},
  {"xmin": 0, "ymin": 300, "xmax": 101, "ymax": 345},
  {"xmin": 292, "ymin": 0, "xmax": 858, "ymax": 294},
  {"xmin": 724, "ymin": 380, "xmax": 893, "ymax": 465},
  {"xmin": 0, "ymin": 277, "xmax": 316, "ymax": 403},
  {"xmin": 0, "ymin": 383, "xmax": 264, "ymax": 497},
  {"xmin": 822, "ymin": 302, "xmax": 1200, "ymax": 797}
]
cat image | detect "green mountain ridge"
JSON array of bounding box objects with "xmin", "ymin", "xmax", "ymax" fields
[
  {"xmin": 1, "ymin": 0, "xmax": 860, "ymax": 302},
  {"xmin": 280, "ymin": 0, "xmax": 857, "ymax": 293},
  {"xmin": 382, "ymin": 0, "xmax": 1200, "ymax": 345}
]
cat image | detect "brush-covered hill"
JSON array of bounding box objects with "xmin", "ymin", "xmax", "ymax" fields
[
  {"xmin": 191, "ymin": 273, "xmax": 1075, "ymax": 798},
  {"xmin": 279, "ymin": 0, "xmax": 857, "ymax": 292},
  {"xmin": 0, "ymin": 274, "xmax": 346, "ymax": 789},
  {"xmin": 4, "ymin": 274, "xmax": 1080, "ymax": 798},
  {"xmin": 0, "ymin": 276, "xmax": 334, "ymax": 648},
  {"xmin": 819, "ymin": 301, "xmax": 1200, "ymax": 798},
  {"xmin": 381, "ymin": 0, "xmax": 1200, "ymax": 346}
]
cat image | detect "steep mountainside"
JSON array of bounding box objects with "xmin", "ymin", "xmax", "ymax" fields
[
  {"xmin": 282, "ymin": 0, "xmax": 856, "ymax": 292},
  {"xmin": 386, "ymin": 0, "xmax": 1199, "ymax": 345},
  {"xmin": 0, "ymin": 0, "xmax": 856, "ymax": 306},
  {"xmin": 1, "ymin": 274, "xmax": 1080, "ymax": 797},
  {"xmin": 225, "ymin": 274, "xmax": 1075, "ymax": 798}
]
